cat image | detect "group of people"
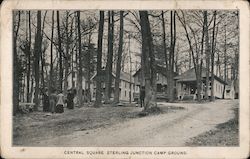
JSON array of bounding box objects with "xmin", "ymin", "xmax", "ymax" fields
[{"xmin": 42, "ymin": 89, "xmax": 75, "ymax": 113}]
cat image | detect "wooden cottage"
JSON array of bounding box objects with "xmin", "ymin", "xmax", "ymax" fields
[
  {"xmin": 133, "ymin": 65, "xmax": 177, "ymax": 101},
  {"xmin": 174, "ymin": 68, "xmax": 227, "ymax": 100},
  {"xmin": 91, "ymin": 70, "xmax": 139, "ymax": 102}
]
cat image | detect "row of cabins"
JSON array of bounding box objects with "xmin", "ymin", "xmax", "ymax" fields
[
  {"xmin": 66, "ymin": 66, "xmax": 238, "ymax": 102},
  {"xmin": 67, "ymin": 69, "xmax": 140, "ymax": 102},
  {"xmin": 91, "ymin": 70, "xmax": 140, "ymax": 101}
]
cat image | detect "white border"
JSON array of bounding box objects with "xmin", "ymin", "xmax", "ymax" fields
[{"xmin": 0, "ymin": 0, "xmax": 249, "ymax": 158}]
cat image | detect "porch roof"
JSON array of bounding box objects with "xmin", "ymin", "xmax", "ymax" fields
[{"xmin": 174, "ymin": 67, "xmax": 227, "ymax": 85}]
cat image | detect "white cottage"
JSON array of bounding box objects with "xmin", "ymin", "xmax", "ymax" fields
[
  {"xmin": 174, "ymin": 68, "xmax": 227, "ymax": 100},
  {"xmin": 91, "ymin": 70, "xmax": 139, "ymax": 102}
]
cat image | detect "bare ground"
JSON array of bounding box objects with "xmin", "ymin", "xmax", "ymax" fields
[
  {"xmin": 13, "ymin": 100, "xmax": 238, "ymax": 147},
  {"xmin": 185, "ymin": 107, "xmax": 239, "ymax": 146}
]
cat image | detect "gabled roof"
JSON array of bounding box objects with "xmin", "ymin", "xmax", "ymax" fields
[
  {"xmin": 91, "ymin": 69, "xmax": 134, "ymax": 83},
  {"xmin": 174, "ymin": 67, "xmax": 227, "ymax": 85},
  {"xmin": 133, "ymin": 65, "xmax": 178, "ymax": 77}
]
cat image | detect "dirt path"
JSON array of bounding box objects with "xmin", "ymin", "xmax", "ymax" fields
[{"xmin": 35, "ymin": 100, "xmax": 237, "ymax": 146}]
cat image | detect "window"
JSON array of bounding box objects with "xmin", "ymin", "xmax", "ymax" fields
[
  {"xmin": 125, "ymin": 90, "xmax": 126, "ymax": 97},
  {"xmin": 72, "ymin": 72, "xmax": 75, "ymax": 78},
  {"xmin": 156, "ymin": 73, "xmax": 159, "ymax": 80},
  {"xmin": 125, "ymin": 82, "xmax": 127, "ymax": 88}
]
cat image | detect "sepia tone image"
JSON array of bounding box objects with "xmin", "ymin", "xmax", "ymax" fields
[{"xmin": 12, "ymin": 9, "xmax": 239, "ymax": 147}]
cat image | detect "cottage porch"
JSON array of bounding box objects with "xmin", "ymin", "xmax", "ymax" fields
[{"xmin": 176, "ymin": 81, "xmax": 210, "ymax": 100}]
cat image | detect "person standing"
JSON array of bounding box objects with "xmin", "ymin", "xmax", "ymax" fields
[
  {"xmin": 56, "ymin": 91, "xmax": 64, "ymax": 113},
  {"xmin": 49, "ymin": 89, "xmax": 57, "ymax": 114},
  {"xmin": 67, "ymin": 89, "xmax": 74, "ymax": 109},
  {"xmin": 140, "ymin": 86, "xmax": 145, "ymax": 108},
  {"xmin": 43, "ymin": 89, "xmax": 50, "ymax": 112}
]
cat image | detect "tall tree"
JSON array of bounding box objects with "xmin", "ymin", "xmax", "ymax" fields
[
  {"xmin": 40, "ymin": 11, "xmax": 47, "ymax": 93},
  {"xmin": 161, "ymin": 11, "xmax": 168, "ymax": 81},
  {"xmin": 49, "ymin": 11, "xmax": 54, "ymax": 95},
  {"xmin": 176, "ymin": 11, "xmax": 204, "ymax": 102},
  {"xmin": 63, "ymin": 11, "xmax": 70, "ymax": 96},
  {"xmin": 210, "ymin": 11, "xmax": 217, "ymax": 101},
  {"xmin": 77, "ymin": 11, "xmax": 83, "ymax": 106},
  {"xmin": 57, "ymin": 11, "xmax": 63, "ymax": 91},
  {"xmin": 34, "ymin": 11, "xmax": 42, "ymax": 110},
  {"xmin": 26, "ymin": 11, "xmax": 32, "ymax": 102},
  {"xmin": 104, "ymin": 11, "xmax": 114, "ymax": 103},
  {"xmin": 204, "ymin": 11, "xmax": 210, "ymax": 100},
  {"xmin": 139, "ymin": 11, "xmax": 157, "ymax": 110},
  {"xmin": 168, "ymin": 11, "xmax": 176, "ymax": 102},
  {"xmin": 94, "ymin": 11, "xmax": 105, "ymax": 107},
  {"xmin": 13, "ymin": 11, "xmax": 21, "ymax": 114},
  {"xmin": 222, "ymin": 23, "xmax": 227, "ymax": 99},
  {"xmin": 86, "ymin": 33, "xmax": 92, "ymax": 102},
  {"xmin": 114, "ymin": 11, "xmax": 124, "ymax": 104}
]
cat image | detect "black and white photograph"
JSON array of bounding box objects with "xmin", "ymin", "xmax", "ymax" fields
[{"xmin": 1, "ymin": 0, "xmax": 249, "ymax": 158}]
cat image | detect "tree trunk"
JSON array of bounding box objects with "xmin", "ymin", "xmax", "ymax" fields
[
  {"xmin": 204, "ymin": 11, "xmax": 210, "ymax": 100},
  {"xmin": 13, "ymin": 11, "xmax": 21, "ymax": 115},
  {"xmin": 210, "ymin": 11, "xmax": 217, "ymax": 101},
  {"xmin": 161, "ymin": 11, "xmax": 169, "ymax": 95},
  {"xmin": 40, "ymin": 12, "xmax": 47, "ymax": 94},
  {"xmin": 114, "ymin": 11, "xmax": 124, "ymax": 104},
  {"xmin": 57, "ymin": 11, "xmax": 63, "ymax": 91},
  {"xmin": 49, "ymin": 11, "xmax": 54, "ymax": 96},
  {"xmin": 222, "ymin": 24, "xmax": 227, "ymax": 99},
  {"xmin": 104, "ymin": 11, "xmax": 114, "ymax": 103},
  {"xmin": 168, "ymin": 11, "xmax": 176, "ymax": 102},
  {"xmin": 74, "ymin": 12, "xmax": 78, "ymax": 92},
  {"xmin": 139, "ymin": 11, "xmax": 157, "ymax": 110},
  {"xmin": 64, "ymin": 11, "xmax": 70, "ymax": 96},
  {"xmin": 94, "ymin": 11, "xmax": 105, "ymax": 107},
  {"xmin": 26, "ymin": 11, "xmax": 31, "ymax": 102},
  {"xmin": 196, "ymin": 65, "xmax": 202, "ymax": 101},
  {"xmin": 77, "ymin": 11, "xmax": 83, "ymax": 106},
  {"xmin": 34, "ymin": 11, "xmax": 42, "ymax": 111},
  {"xmin": 86, "ymin": 33, "xmax": 92, "ymax": 102}
]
